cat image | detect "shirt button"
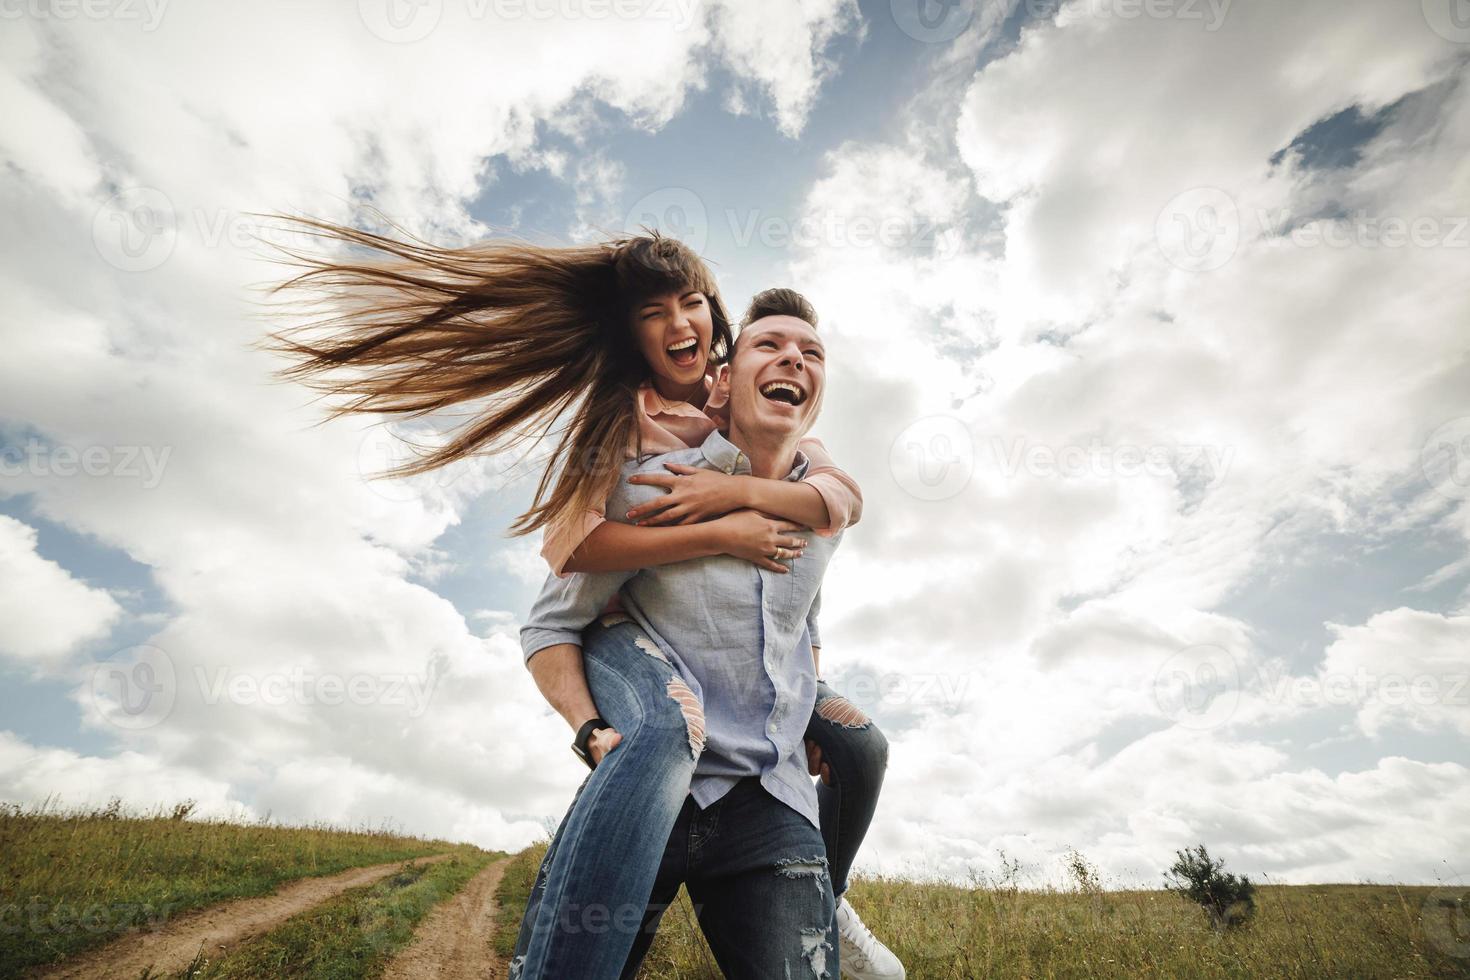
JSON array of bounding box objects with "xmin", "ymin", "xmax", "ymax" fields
[{"xmin": 767, "ymin": 721, "xmax": 778, "ymax": 735}]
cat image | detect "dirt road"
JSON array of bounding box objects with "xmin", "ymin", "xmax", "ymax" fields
[{"xmin": 36, "ymin": 853, "xmax": 454, "ymax": 980}]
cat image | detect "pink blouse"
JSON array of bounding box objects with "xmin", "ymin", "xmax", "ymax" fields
[{"xmin": 540, "ymin": 375, "xmax": 862, "ymax": 577}]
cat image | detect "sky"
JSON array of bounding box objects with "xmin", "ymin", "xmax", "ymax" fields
[{"xmin": 1, "ymin": 0, "xmax": 1468, "ymax": 891}]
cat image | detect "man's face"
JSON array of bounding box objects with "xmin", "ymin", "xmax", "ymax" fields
[{"xmin": 719, "ymin": 315, "xmax": 825, "ymax": 440}]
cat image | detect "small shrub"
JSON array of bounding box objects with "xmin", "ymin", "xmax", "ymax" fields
[{"xmin": 1164, "ymin": 844, "xmax": 1256, "ymax": 931}]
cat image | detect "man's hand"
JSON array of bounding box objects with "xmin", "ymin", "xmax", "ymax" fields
[
  {"xmin": 805, "ymin": 738, "xmax": 832, "ymax": 786},
  {"xmin": 626, "ymin": 464, "xmax": 745, "ymax": 525},
  {"xmin": 588, "ymin": 724, "xmax": 623, "ymax": 766}
]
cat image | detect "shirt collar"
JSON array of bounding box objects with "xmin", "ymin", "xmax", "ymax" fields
[
  {"xmin": 638, "ymin": 376, "xmax": 716, "ymax": 420},
  {"xmin": 699, "ymin": 429, "xmax": 810, "ymax": 482}
]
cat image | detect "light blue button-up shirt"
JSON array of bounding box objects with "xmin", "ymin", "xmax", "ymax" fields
[{"xmin": 521, "ymin": 428, "xmax": 841, "ymax": 829}]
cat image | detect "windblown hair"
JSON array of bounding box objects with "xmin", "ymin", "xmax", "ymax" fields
[
  {"xmin": 252, "ymin": 212, "xmax": 733, "ymax": 538},
  {"xmin": 739, "ymin": 287, "xmax": 818, "ymax": 330}
]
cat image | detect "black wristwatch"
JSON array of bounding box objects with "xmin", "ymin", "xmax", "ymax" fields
[{"xmin": 572, "ymin": 717, "xmax": 611, "ymax": 770}]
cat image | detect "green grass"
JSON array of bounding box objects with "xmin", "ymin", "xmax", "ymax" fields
[
  {"xmin": 0, "ymin": 797, "xmax": 465, "ymax": 976},
  {"xmin": 176, "ymin": 847, "xmax": 500, "ymax": 979},
  {"xmin": 492, "ymin": 844, "xmax": 1470, "ymax": 979}
]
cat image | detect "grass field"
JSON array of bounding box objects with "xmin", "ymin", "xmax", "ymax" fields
[
  {"xmin": 492, "ymin": 842, "xmax": 1470, "ymax": 978},
  {"xmin": 0, "ymin": 798, "xmax": 471, "ymax": 976},
  {"xmin": 5, "ymin": 800, "xmax": 1466, "ymax": 979}
]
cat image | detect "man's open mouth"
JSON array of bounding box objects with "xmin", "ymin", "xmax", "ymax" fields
[
  {"xmin": 759, "ymin": 380, "xmax": 807, "ymax": 406},
  {"xmin": 666, "ymin": 337, "xmax": 699, "ymax": 367}
]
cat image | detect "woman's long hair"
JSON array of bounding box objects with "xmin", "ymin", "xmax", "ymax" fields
[{"xmin": 250, "ymin": 210, "xmax": 733, "ymax": 538}]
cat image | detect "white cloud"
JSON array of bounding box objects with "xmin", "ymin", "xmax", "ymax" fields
[
  {"xmin": 780, "ymin": 0, "xmax": 1470, "ymax": 885},
  {"xmin": 0, "ymin": 515, "xmax": 122, "ymax": 665},
  {"xmin": 0, "ymin": 1, "xmax": 863, "ymax": 854}
]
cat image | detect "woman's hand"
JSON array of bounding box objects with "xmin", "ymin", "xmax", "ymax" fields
[
  {"xmin": 710, "ymin": 509, "xmax": 808, "ymax": 573},
  {"xmin": 626, "ymin": 464, "xmax": 746, "ymax": 526}
]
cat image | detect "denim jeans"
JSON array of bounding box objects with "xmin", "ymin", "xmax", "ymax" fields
[
  {"xmin": 621, "ymin": 775, "xmax": 840, "ymax": 978},
  {"xmin": 511, "ymin": 617, "xmax": 886, "ymax": 979}
]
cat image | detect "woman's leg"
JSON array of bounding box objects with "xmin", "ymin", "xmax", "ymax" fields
[
  {"xmin": 509, "ymin": 617, "xmax": 703, "ymax": 980},
  {"xmin": 804, "ymin": 679, "xmax": 889, "ymax": 899}
]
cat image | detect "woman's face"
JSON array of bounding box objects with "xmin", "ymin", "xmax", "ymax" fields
[{"xmin": 630, "ymin": 288, "xmax": 714, "ymax": 390}]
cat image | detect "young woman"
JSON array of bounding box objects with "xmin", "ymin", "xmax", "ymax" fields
[{"xmin": 257, "ymin": 216, "xmax": 901, "ymax": 978}]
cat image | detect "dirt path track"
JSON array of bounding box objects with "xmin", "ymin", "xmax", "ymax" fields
[
  {"xmin": 36, "ymin": 853, "xmax": 454, "ymax": 980},
  {"xmin": 381, "ymin": 856, "xmax": 513, "ymax": 980}
]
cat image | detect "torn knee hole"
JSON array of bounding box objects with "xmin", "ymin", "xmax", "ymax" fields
[
  {"xmin": 775, "ymin": 854, "xmax": 830, "ymax": 896},
  {"xmin": 816, "ymin": 695, "xmax": 871, "ymax": 729},
  {"xmin": 800, "ymin": 927, "xmax": 834, "ymax": 978},
  {"xmin": 633, "ymin": 635, "xmax": 672, "ymax": 665},
  {"xmin": 664, "ymin": 676, "xmax": 705, "ymax": 759}
]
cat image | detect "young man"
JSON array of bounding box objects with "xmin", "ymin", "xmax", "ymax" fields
[{"xmin": 513, "ymin": 306, "xmax": 851, "ymax": 978}]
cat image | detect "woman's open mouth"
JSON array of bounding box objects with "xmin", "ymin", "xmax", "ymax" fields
[
  {"xmin": 759, "ymin": 380, "xmax": 807, "ymax": 406},
  {"xmin": 666, "ymin": 337, "xmax": 700, "ymax": 368}
]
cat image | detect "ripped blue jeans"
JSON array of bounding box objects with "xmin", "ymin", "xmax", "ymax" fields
[{"xmin": 510, "ymin": 617, "xmax": 886, "ymax": 979}]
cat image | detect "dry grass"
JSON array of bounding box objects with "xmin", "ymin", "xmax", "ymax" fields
[
  {"xmin": 492, "ymin": 844, "xmax": 1470, "ymax": 978},
  {"xmin": 0, "ymin": 797, "xmax": 462, "ymax": 975}
]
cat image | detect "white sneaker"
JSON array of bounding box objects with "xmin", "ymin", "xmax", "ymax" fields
[{"xmin": 835, "ymin": 896, "xmax": 906, "ymax": 980}]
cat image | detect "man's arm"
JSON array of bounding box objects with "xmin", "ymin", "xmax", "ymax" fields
[{"xmin": 521, "ymin": 567, "xmax": 634, "ymax": 761}]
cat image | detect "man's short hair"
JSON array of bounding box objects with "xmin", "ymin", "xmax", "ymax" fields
[{"xmin": 739, "ymin": 288, "xmax": 818, "ymax": 330}]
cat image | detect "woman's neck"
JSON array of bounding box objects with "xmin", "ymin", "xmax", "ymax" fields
[{"xmin": 652, "ymin": 373, "xmax": 709, "ymax": 410}]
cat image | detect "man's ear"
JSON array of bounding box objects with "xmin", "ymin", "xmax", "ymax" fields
[{"xmin": 713, "ymin": 363, "xmax": 731, "ymax": 400}]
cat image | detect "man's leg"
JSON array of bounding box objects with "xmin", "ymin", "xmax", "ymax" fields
[
  {"xmin": 511, "ymin": 619, "xmax": 703, "ymax": 980},
  {"xmin": 684, "ymin": 778, "xmax": 840, "ymax": 979}
]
